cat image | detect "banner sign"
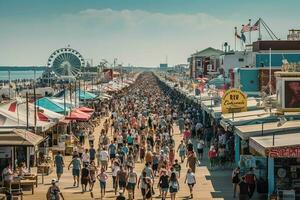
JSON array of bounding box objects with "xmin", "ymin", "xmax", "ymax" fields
[
  {"xmin": 221, "ymin": 89, "xmax": 247, "ymax": 114},
  {"xmin": 267, "ymin": 146, "xmax": 300, "ymax": 158}
]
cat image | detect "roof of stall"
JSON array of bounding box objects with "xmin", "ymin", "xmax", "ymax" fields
[
  {"xmin": 0, "ymin": 129, "xmax": 44, "ymax": 146},
  {"xmin": 0, "ymin": 100, "xmax": 56, "ymax": 131},
  {"xmin": 36, "ymin": 97, "xmax": 67, "ymax": 113},
  {"xmin": 65, "ymin": 108, "xmax": 92, "ymax": 121},
  {"xmin": 249, "ymin": 132, "xmax": 300, "ymax": 157},
  {"xmin": 235, "ymin": 120, "xmax": 300, "ymax": 140}
]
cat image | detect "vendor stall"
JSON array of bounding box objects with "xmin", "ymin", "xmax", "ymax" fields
[{"xmin": 249, "ymin": 132, "xmax": 300, "ymax": 198}]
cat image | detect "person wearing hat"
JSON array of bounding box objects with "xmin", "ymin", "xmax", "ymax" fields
[{"xmin": 46, "ymin": 179, "xmax": 64, "ymax": 200}]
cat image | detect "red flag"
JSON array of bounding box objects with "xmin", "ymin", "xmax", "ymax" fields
[
  {"xmin": 250, "ymin": 20, "xmax": 260, "ymax": 31},
  {"xmin": 241, "ymin": 23, "xmax": 251, "ymax": 33}
]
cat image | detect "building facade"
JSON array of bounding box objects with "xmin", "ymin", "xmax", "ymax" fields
[{"xmin": 187, "ymin": 47, "xmax": 223, "ymax": 79}]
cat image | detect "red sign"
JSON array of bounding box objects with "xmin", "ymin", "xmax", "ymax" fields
[{"xmin": 267, "ymin": 146, "xmax": 300, "ymax": 158}]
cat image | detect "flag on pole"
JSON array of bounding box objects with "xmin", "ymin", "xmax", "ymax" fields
[
  {"xmin": 241, "ymin": 23, "xmax": 251, "ymax": 33},
  {"xmin": 250, "ymin": 19, "xmax": 260, "ymax": 31},
  {"xmin": 241, "ymin": 32, "xmax": 246, "ymax": 42},
  {"xmin": 235, "ymin": 27, "xmax": 241, "ymax": 39}
]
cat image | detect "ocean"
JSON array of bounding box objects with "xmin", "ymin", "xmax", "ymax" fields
[
  {"xmin": 0, "ymin": 66, "xmax": 46, "ymax": 81},
  {"xmin": 0, "ymin": 70, "xmax": 44, "ymax": 81}
]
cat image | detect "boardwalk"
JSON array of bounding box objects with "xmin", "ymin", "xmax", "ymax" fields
[{"xmin": 23, "ymin": 119, "xmax": 233, "ymax": 200}]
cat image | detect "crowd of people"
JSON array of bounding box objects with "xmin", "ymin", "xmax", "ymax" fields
[
  {"xmin": 50, "ymin": 72, "xmax": 203, "ymax": 200},
  {"xmin": 48, "ymin": 72, "xmax": 244, "ymax": 200}
]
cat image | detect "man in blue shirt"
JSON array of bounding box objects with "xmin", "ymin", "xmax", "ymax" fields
[
  {"xmin": 108, "ymin": 140, "xmax": 117, "ymax": 164},
  {"xmin": 89, "ymin": 145, "xmax": 96, "ymax": 161},
  {"xmin": 54, "ymin": 151, "xmax": 64, "ymax": 182}
]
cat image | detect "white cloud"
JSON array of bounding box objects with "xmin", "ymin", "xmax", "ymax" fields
[{"xmin": 0, "ymin": 9, "xmax": 237, "ymax": 66}]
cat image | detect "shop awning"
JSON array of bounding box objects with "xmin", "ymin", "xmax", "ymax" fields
[
  {"xmin": 77, "ymin": 106, "xmax": 95, "ymax": 113},
  {"xmin": 65, "ymin": 109, "xmax": 91, "ymax": 121},
  {"xmin": 36, "ymin": 97, "xmax": 66, "ymax": 113},
  {"xmin": 235, "ymin": 120, "xmax": 300, "ymax": 140},
  {"xmin": 59, "ymin": 118, "xmax": 71, "ymax": 124},
  {"xmin": 76, "ymin": 90, "xmax": 97, "ymax": 100},
  {"xmin": 0, "ymin": 129, "xmax": 44, "ymax": 146},
  {"xmin": 249, "ymin": 132, "xmax": 300, "ymax": 158}
]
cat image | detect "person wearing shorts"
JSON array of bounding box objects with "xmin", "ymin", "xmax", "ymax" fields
[
  {"xmin": 127, "ymin": 167, "xmax": 137, "ymax": 199},
  {"xmin": 116, "ymin": 166, "xmax": 127, "ymax": 194},
  {"xmin": 138, "ymin": 171, "xmax": 147, "ymax": 199},
  {"xmin": 185, "ymin": 168, "xmax": 196, "ymax": 199},
  {"xmin": 169, "ymin": 172, "xmax": 179, "ymax": 200},
  {"xmin": 158, "ymin": 170, "xmax": 169, "ymax": 200},
  {"xmin": 68, "ymin": 154, "xmax": 81, "ymax": 187},
  {"xmin": 108, "ymin": 141, "xmax": 117, "ymax": 165},
  {"xmin": 99, "ymin": 147, "xmax": 109, "ymax": 170},
  {"xmin": 97, "ymin": 168, "xmax": 108, "ymax": 197}
]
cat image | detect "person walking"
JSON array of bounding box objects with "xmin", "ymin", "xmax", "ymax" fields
[
  {"xmin": 238, "ymin": 176, "xmax": 249, "ymax": 200},
  {"xmin": 46, "ymin": 179, "xmax": 65, "ymax": 200},
  {"xmin": 245, "ymin": 167, "xmax": 256, "ymax": 198},
  {"xmin": 116, "ymin": 166, "xmax": 128, "ymax": 194},
  {"xmin": 112, "ymin": 161, "xmax": 121, "ymax": 193},
  {"xmin": 144, "ymin": 177, "xmax": 153, "ymax": 200},
  {"xmin": 158, "ymin": 169, "xmax": 169, "ymax": 200},
  {"xmin": 196, "ymin": 138, "xmax": 205, "ymax": 161},
  {"xmin": 99, "ymin": 147, "xmax": 109, "ymax": 170},
  {"xmin": 185, "ymin": 168, "xmax": 196, "ymax": 199},
  {"xmin": 169, "ymin": 172, "xmax": 179, "ymax": 200},
  {"xmin": 82, "ymin": 149, "xmax": 90, "ymax": 167},
  {"xmin": 97, "ymin": 167, "xmax": 108, "ymax": 197},
  {"xmin": 89, "ymin": 145, "xmax": 96, "ymax": 161},
  {"xmin": 89, "ymin": 160, "xmax": 97, "ymax": 191},
  {"xmin": 232, "ymin": 166, "xmax": 241, "ymax": 198},
  {"xmin": 88, "ymin": 131, "xmax": 95, "ymax": 147},
  {"xmin": 54, "ymin": 151, "xmax": 64, "ymax": 182},
  {"xmin": 177, "ymin": 140, "xmax": 186, "ymax": 163},
  {"xmin": 126, "ymin": 166, "xmax": 137, "ymax": 200},
  {"xmin": 68, "ymin": 154, "xmax": 81, "ymax": 187},
  {"xmin": 186, "ymin": 151, "xmax": 197, "ymax": 173},
  {"xmin": 208, "ymin": 145, "xmax": 217, "ymax": 169},
  {"xmin": 138, "ymin": 171, "xmax": 148, "ymax": 200},
  {"xmin": 81, "ymin": 164, "xmax": 90, "ymax": 192},
  {"xmin": 108, "ymin": 140, "xmax": 117, "ymax": 165},
  {"xmin": 172, "ymin": 159, "xmax": 181, "ymax": 178}
]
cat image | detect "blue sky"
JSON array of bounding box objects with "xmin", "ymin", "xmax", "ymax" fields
[{"xmin": 0, "ymin": 0, "xmax": 299, "ymax": 67}]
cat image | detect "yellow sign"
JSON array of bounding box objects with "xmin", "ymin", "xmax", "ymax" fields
[{"xmin": 221, "ymin": 89, "xmax": 247, "ymax": 114}]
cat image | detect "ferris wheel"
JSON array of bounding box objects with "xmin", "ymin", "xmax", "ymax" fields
[{"xmin": 47, "ymin": 47, "xmax": 85, "ymax": 77}]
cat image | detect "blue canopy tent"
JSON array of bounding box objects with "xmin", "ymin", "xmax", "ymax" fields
[
  {"xmin": 36, "ymin": 97, "xmax": 69, "ymax": 114},
  {"xmin": 76, "ymin": 90, "xmax": 97, "ymax": 100}
]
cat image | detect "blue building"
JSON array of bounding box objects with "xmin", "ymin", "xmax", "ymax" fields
[{"xmin": 224, "ymin": 40, "xmax": 300, "ymax": 95}]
